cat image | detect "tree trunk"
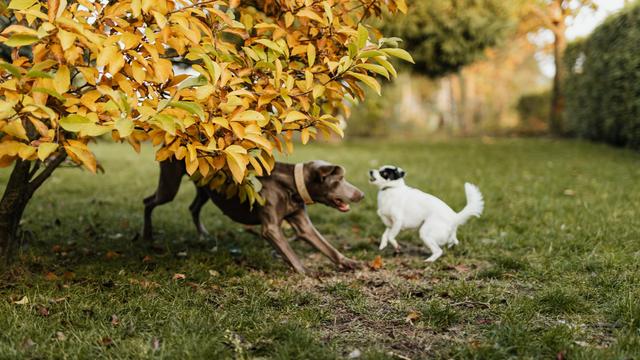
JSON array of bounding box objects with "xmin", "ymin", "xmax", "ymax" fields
[
  {"xmin": 0, "ymin": 154, "xmax": 66, "ymax": 265},
  {"xmin": 550, "ymin": 18, "xmax": 567, "ymax": 135},
  {"xmin": 0, "ymin": 160, "xmax": 33, "ymax": 263}
]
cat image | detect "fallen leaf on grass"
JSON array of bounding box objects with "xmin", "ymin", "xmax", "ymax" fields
[
  {"xmin": 100, "ymin": 337, "xmax": 113, "ymax": 347},
  {"xmin": 110, "ymin": 314, "xmax": 119, "ymax": 326},
  {"xmin": 563, "ymin": 189, "xmax": 576, "ymax": 196},
  {"xmin": 208, "ymin": 270, "xmax": 219, "ymax": 277},
  {"xmin": 151, "ymin": 337, "xmax": 161, "ymax": 351},
  {"xmin": 37, "ymin": 306, "xmax": 49, "ymax": 317},
  {"xmin": 405, "ymin": 310, "xmax": 420, "ymax": 324},
  {"xmin": 348, "ymin": 349, "xmax": 362, "ymax": 358},
  {"xmin": 49, "ymin": 296, "xmax": 68, "ymax": 303},
  {"xmin": 173, "ymin": 273, "xmax": 186, "ymax": 281},
  {"xmin": 453, "ymin": 264, "xmax": 471, "ymax": 273},
  {"xmin": 142, "ymin": 255, "xmax": 153, "ymax": 263},
  {"xmin": 105, "ymin": 251, "xmax": 120, "ymax": 260},
  {"xmin": 55, "ymin": 331, "xmax": 66, "ymax": 341},
  {"xmin": 62, "ymin": 271, "xmax": 75, "ymax": 280},
  {"xmin": 20, "ymin": 338, "xmax": 36, "ymax": 350},
  {"xmin": 44, "ymin": 272, "xmax": 59, "ymax": 281},
  {"xmin": 14, "ymin": 296, "xmax": 29, "ymax": 305},
  {"xmin": 369, "ymin": 256, "xmax": 384, "ymax": 271}
]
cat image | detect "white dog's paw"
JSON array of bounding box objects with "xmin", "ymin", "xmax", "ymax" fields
[
  {"xmin": 424, "ymin": 254, "xmax": 442, "ymax": 263},
  {"xmin": 379, "ymin": 242, "xmax": 388, "ymax": 250}
]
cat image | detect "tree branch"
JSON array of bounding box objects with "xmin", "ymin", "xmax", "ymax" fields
[{"xmin": 28, "ymin": 152, "xmax": 67, "ymax": 192}]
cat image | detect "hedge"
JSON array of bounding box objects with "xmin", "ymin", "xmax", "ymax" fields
[{"xmin": 564, "ymin": 3, "xmax": 640, "ymax": 150}]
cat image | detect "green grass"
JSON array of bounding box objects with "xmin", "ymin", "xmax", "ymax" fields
[{"xmin": 1, "ymin": 138, "xmax": 639, "ymax": 359}]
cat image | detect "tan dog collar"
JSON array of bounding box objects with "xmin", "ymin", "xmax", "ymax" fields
[{"xmin": 294, "ymin": 163, "xmax": 314, "ymax": 205}]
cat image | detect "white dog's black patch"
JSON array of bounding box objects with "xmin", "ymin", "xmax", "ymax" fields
[{"xmin": 378, "ymin": 166, "xmax": 405, "ymax": 181}]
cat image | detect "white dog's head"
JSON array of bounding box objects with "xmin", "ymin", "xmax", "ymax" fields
[{"xmin": 368, "ymin": 165, "xmax": 406, "ymax": 188}]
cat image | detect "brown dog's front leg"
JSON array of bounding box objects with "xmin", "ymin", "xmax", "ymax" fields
[
  {"xmin": 287, "ymin": 211, "xmax": 361, "ymax": 271},
  {"xmin": 261, "ymin": 223, "xmax": 307, "ymax": 274}
]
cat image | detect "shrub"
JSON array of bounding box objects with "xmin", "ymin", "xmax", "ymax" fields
[
  {"xmin": 516, "ymin": 91, "xmax": 550, "ymax": 133},
  {"xmin": 564, "ymin": 4, "xmax": 640, "ymax": 149}
]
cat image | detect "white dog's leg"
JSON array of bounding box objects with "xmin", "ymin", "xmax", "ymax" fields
[
  {"xmin": 385, "ymin": 220, "xmax": 402, "ymax": 250},
  {"xmin": 424, "ymin": 238, "xmax": 443, "ymax": 262},
  {"xmin": 448, "ymin": 235, "xmax": 459, "ymax": 249},
  {"xmin": 420, "ymin": 223, "xmax": 444, "ymax": 262},
  {"xmin": 389, "ymin": 237, "xmax": 400, "ymax": 251},
  {"xmin": 379, "ymin": 228, "xmax": 390, "ymax": 250}
]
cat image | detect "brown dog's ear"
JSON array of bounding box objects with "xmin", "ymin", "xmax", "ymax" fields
[{"xmin": 316, "ymin": 165, "xmax": 344, "ymax": 180}]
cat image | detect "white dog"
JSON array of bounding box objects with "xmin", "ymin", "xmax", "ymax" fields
[{"xmin": 368, "ymin": 166, "xmax": 484, "ymax": 262}]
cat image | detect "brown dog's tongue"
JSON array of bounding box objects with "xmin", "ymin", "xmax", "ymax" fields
[{"xmin": 338, "ymin": 203, "xmax": 350, "ymax": 212}]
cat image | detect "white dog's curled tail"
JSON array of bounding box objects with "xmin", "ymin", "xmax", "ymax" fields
[{"xmin": 455, "ymin": 183, "xmax": 484, "ymax": 226}]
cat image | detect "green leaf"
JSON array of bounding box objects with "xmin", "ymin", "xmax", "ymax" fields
[
  {"xmin": 59, "ymin": 114, "xmax": 92, "ymax": 132},
  {"xmin": 115, "ymin": 117, "xmax": 134, "ymax": 137},
  {"xmin": 5, "ymin": 34, "xmax": 39, "ymax": 47},
  {"xmin": 178, "ymin": 75, "xmax": 208, "ymax": 90},
  {"xmin": 358, "ymin": 50, "xmax": 385, "ymax": 59},
  {"xmin": 32, "ymin": 87, "xmax": 65, "ymax": 101},
  {"xmin": 26, "ymin": 70, "xmax": 54, "ymax": 79},
  {"xmin": 357, "ymin": 24, "xmax": 369, "ymax": 50},
  {"xmin": 170, "ymin": 101, "xmax": 206, "ymax": 121},
  {"xmin": 381, "ymin": 48, "xmax": 415, "ymax": 64},
  {"xmin": 201, "ymin": 55, "xmax": 221, "ymax": 84},
  {"xmin": 255, "ymin": 39, "xmax": 283, "ymax": 55},
  {"xmin": 375, "ymin": 57, "xmax": 398, "ymax": 78},
  {"xmin": 0, "ymin": 62, "xmax": 22, "ymax": 78},
  {"xmin": 357, "ymin": 63, "xmax": 390, "ymax": 79},
  {"xmin": 152, "ymin": 114, "xmax": 178, "ymax": 135}
]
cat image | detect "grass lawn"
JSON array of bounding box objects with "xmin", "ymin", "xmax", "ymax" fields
[{"xmin": 1, "ymin": 138, "xmax": 639, "ymax": 359}]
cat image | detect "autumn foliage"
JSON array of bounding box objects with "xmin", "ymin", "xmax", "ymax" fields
[{"xmin": 0, "ymin": 0, "xmax": 412, "ymax": 205}]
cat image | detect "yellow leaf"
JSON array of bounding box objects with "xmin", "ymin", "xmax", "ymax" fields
[
  {"xmin": 97, "ymin": 45, "xmax": 118, "ymax": 69},
  {"xmin": 297, "ymin": 8, "xmax": 325, "ymax": 24},
  {"xmin": 57, "ymin": 29, "xmax": 76, "ymax": 50},
  {"xmin": 54, "ymin": 65, "xmax": 70, "ymax": 94},
  {"xmin": 284, "ymin": 12, "xmax": 294, "ymax": 28},
  {"xmin": 225, "ymin": 150, "xmax": 247, "ymax": 183},
  {"xmin": 8, "ymin": 0, "xmax": 37, "ymax": 10},
  {"xmin": 2, "ymin": 120, "xmax": 29, "ymax": 140},
  {"xmin": 307, "ymin": 43, "xmax": 316, "ymax": 67},
  {"xmin": 233, "ymin": 110, "xmax": 265, "ymax": 123},
  {"xmin": 300, "ymin": 128, "xmax": 310, "ymax": 145},
  {"xmin": 37, "ymin": 142, "xmax": 58, "ymax": 161},
  {"xmin": 244, "ymin": 133, "xmax": 272, "ymax": 151},
  {"xmin": 65, "ymin": 143, "xmax": 97, "ymax": 173},
  {"xmin": 347, "ymin": 71, "xmax": 381, "ymax": 95},
  {"xmin": 284, "ymin": 111, "xmax": 307, "ymax": 123},
  {"xmin": 131, "ymin": 0, "xmax": 141, "ymax": 17},
  {"xmin": 13, "ymin": 296, "xmax": 29, "ymax": 305}
]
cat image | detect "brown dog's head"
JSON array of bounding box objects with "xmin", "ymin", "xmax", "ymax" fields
[{"xmin": 304, "ymin": 161, "xmax": 364, "ymax": 212}]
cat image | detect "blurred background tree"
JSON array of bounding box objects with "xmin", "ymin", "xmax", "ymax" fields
[{"xmin": 346, "ymin": 0, "xmax": 638, "ymax": 143}]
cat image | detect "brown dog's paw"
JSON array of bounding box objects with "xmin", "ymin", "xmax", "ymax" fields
[{"xmin": 338, "ymin": 257, "xmax": 363, "ymax": 271}]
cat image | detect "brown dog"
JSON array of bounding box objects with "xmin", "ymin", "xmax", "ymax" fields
[{"xmin": 143, "ymin": 159, "xmax": 364, "ymax": 274}]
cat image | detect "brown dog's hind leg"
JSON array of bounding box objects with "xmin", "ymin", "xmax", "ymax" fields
[
  {"xmin": 189, "ymin": 186, "xmax": 210, "ymax": 238},
  {"xmin": 287, "ymin": 211, "xmax": 361, "ymax": 271},
  {"xmin": 142, "ymin": 160, "xmax": 184, "ymax": 241}
]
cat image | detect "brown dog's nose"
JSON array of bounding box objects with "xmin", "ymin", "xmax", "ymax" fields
[{"xmin": 352, "ymin": 189, "xmax": 365, "ymax": 202}]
